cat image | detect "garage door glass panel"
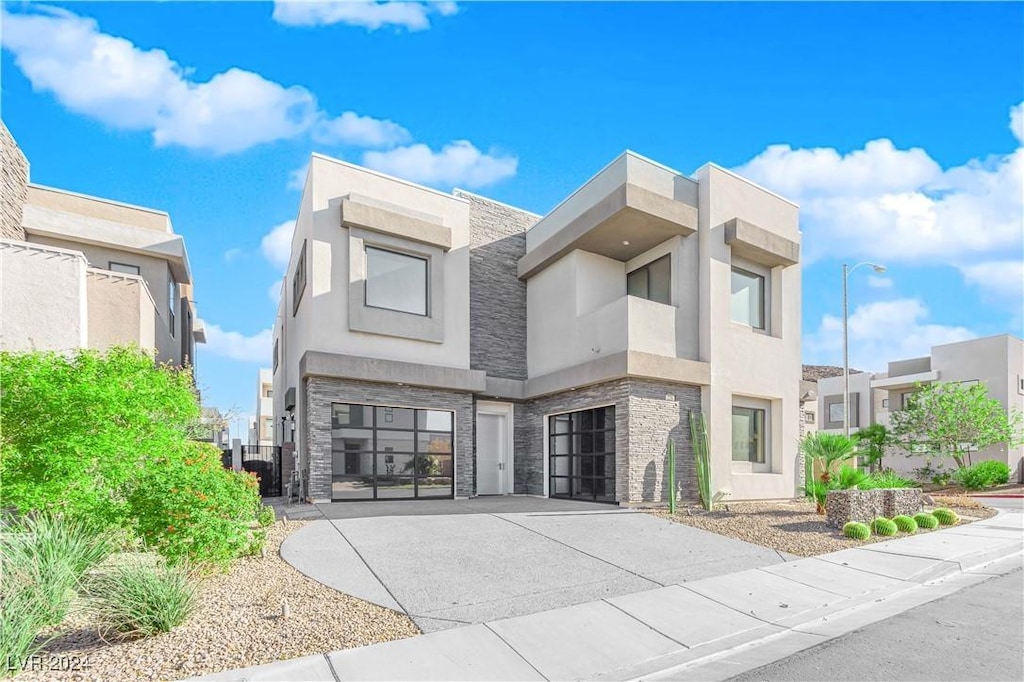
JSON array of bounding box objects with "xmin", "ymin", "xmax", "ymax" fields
[{"xmin": 548, "ymin": 406, "xmax": 615, "ymax": 503}]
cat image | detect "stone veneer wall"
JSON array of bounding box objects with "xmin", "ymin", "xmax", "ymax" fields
[
  {"xmin": 1, "ymin": 120, "xmax": 28, "ymax": 241},
  {"xmin": 458, "ymin": 190, "xmax": 536, "ymax": 381},
  {"xmin": 304, "ymin": 377, "xmax": 474, "ymax": 501},
  {"xmin": 518, "ymin": 378, "xmax": 702, "ymax": 504}
]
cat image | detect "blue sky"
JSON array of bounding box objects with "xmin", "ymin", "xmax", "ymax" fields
[{"xmin": 2, "ymin": 1, "xmax": 1022, "ymax": 438}]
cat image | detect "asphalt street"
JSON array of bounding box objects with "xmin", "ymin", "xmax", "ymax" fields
[{"xmin": 730, "ymin": 568, "xmax": 1024, "ymax": 682}]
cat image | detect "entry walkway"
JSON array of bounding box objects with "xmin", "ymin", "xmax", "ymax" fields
[
  {"xmin": 279, "ymin": 497, "xmax": 790, "ymax": 632},
  {"xmin": 198, "ymin": 507, "xmax": 1023, "ymax": 682}
]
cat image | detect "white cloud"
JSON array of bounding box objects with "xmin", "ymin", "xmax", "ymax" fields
[
  {"xmin": 287, "ymin": 163, "xmax": 309, "ymax": 191},
  {"xmin": 313, "ymin": 111, "xmax": 410, "ymax": 147},
  {"xmin": 203, "ymin": 323, "xmax": 274, "ymax": 363},
  {"xmin": 268, "ymin": 280, "xmax": 283, "ymax": 306},
  {"xmin": 1011, "ymin": 102, "xmax": 1024, "ymax": 145},
  {"xmin": 223, "ymin": 247, "xmax": 245, "ymax": 263},
  {"xmin": 0, "ymin": 6, "xmax": 416, "ymax": 154},
  {"xmin": 260, "ymin": 220, "xmax": 295, "ymax": 271},
  {"xmin": 866, "ymin": 275, "xmax": 893, "ymax": 289},
  {"xmin": 363, "ymin": 140, "xmax": 517, "ymax": 188},
  {"xmin": 805, "ymin": 299, "xmax": 976, "ymax": 372},
  {"xmin": 272, "ymin": 1, "xmax": 457, "ymax": 31},
  {"xmin": 959, "ymin": 260, "xmax": 1024, "ymax": 302},
  {"xmin": 734, "ymin": 103, "xmax": 1023, "ymax": 269}
]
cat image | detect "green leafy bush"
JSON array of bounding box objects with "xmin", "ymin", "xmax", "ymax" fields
[
  {"xmin": 257, "ymin": 505, "xmax": 276, "ymax": 527},
  {"xmin": 128, "ymin": 441, "xmax": 261, "ymax": 567},
  {"xmin": 892, "ymin": 515, "xmax": 918, "ymax": 533},
  {"xmin": 860, "ymin": 471, "xmax": 916, "ymax": 490},
  {"xmin": 843, "ymin": 521, "xmax": 871, "ymax": 540},
  {"xmin": 871, "ymin": 517, "xmax": 898, "ymax": 536},
  {"xmin": 914, "ymin": 512, "xmax": 940, "ymax": 529},
  {"xmin": 954, "ymin": 461, "xmax": 1011, "ymax": 490},
  {"xmin": 85, "ymin": 559, "xmax": 197, "ymax": 639},
  {"xmin": 0, "ymin": 347, "xmax": 260, "ymax": 568},
  {"xmin": 933, "ymin": 508, "xmax": 960, "ymax": 525}
]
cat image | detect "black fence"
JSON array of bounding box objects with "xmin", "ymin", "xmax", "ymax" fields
[{"xmin": 221, "ymin": 445, "xmax": 282, "ymax": 497}]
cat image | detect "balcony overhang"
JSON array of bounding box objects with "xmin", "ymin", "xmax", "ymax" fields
[
  {"xmin": 340, "ymin": 193, "xmax": 451, "ymax": 251},
  {"xmin": 870, "ymin": 371, "xmax": 939, "ymax": 391},
  {"xmin": 525, "ymin": 351, "xmax": 711, "ymax": 399},
  {"xmin": 518, "ymin": 182, "xmax": 697, "ymax": 280},
  {"xmin": 193, "ymin": 318, "xmax": 207, "ymax": 344},
  {"xmin": 724, "ymin": 218, "xmax": 799, "ymax": 268},
  {"xmin": 22, "ymin": 204, "xmax": 192, "ymax": 284}
]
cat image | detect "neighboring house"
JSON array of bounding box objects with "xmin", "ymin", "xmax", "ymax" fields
[
  {"xmin": 273, "ymin": 151, "xmax": 802, "ymax": 505},
  {"xmin": 251, "ymin": 368, "xmax": 274, "ymax": 446},
  {"xmin": 817, "ymin": 335, "xmax": 1024, "ymax": 482},
  {"xmin": 195, "ymin": 406, "xmax": 231, "ymax": 449},
  {"xmin": 0, "ymin": 121, "xmax": 206, "ymax": 367}
]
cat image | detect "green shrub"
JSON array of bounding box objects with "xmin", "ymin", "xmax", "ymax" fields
[
  {"xmin": 85, "ymin": 559, "xmax": 197, "ymax": 639},
  {"xmin": 860, "ymin": 471, "xmax": 916, "ymax": 490},
  {"xmin": 954, "ymin": 461, "xmax": 1011, "ymax": 490},
  {"xmin": 933, "ymin": 508, "xmax": 960, "ymax": 525},
  {"xmin": 128, "ymin": 441, "xmax": 261, "ymax": 567},
  {"xmin": 257, "ymin": 505, "xmax": 276, "ymax": 528},
  {"xmin": 892, "ymin": 515, "xmax": 918, "ymax": 533},
  {"xmin": 871, "ymin": 517, "xmax": 898, "ymax": 536},
  {"xmin": 843, "ymin": 521, "xmax": 871, "ymax": 540},
  {"xmin": 0, "ymin": 555, "xmax": 53, "ymax": 673},
  {"xmin": 914, "ymin": 512, "xmax": 940, "ymax": 529}
]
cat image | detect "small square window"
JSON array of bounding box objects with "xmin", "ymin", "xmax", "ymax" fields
[
  {"xmin": 882, "ymin": 398, "xmax": 890, "ymax": 408},
  {"xmin": 730, "ymin": 267, "xmax": 765, "ymax": 329},
  {"xmin": 627, "ymin": 255, "xmax": 671, "ymax": 305},
  {"xmin": 804, "ymin": 411, "xmax": 815, "ymax": 424},
  {"xmin": 109, "ymin": 261, "xmax": 140, "ymax": 275},
  {"xmin": 365, "ymin": 246, "xmax": 428, "ymax": 316}
]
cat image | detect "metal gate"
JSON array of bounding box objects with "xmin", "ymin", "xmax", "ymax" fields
[{"xmin": 241, "ymin": 445, "xmax": 282, "ymax": 497}]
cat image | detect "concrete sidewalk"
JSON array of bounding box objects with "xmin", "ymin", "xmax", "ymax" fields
[{"xmin": 196, "ymin": 509, "xmax": 1023, "ymax": 682}]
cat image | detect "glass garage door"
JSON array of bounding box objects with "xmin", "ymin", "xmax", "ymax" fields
[
  {"xmin": 331, "ymin": 403, "xmax": 454, "ymax": 501},
  {"xmin": 549, "ymin": 406, "xmax": 616, "ymax": 502}
]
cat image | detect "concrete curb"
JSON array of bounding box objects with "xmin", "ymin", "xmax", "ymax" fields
[{"xmin": 192, "ymin": 510, "xmax": 1023, "ymax": 682}]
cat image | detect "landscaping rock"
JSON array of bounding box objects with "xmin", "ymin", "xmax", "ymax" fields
[
  {"xmin": 825, "ymin": 489, "xmax": 884, "ymax": 528},
  {"xmin": 883, "ymin": 488, "xmax": 924, "ymax": 518}
]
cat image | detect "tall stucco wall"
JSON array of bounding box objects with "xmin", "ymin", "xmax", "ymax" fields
[
  {"xmin": 0, "ymin": 241, "xmax": 86, "ymax": 351},
  {"xmin": 1, "ymin": 121, "xmax": 28, "ymax": 241},
  {"xmin": 85, "ymin": 270, "xmax": 156, "ymax": 354},
  {"xmin": 459, "ymin": 191, "xmax": 535, "ymax": 381}
]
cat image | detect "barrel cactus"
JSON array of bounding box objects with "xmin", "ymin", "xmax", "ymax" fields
[
  {"xmin": 871, "ymin": 517, "xmax": 898, "ymax": 536},
  {"xmin": 892, "ymin": 515, "xmax": 918, "ymax": 533},
  {"xmin": 843, "ymin": 521, "xmax": 871, "ymax": 540},
  {"xmin": 933, "ymin": 508, "xmax": 959, "ymax": 525},
  {"xmin": 914, "ymin": 512, "xmax": 940, "ymax": 529}
]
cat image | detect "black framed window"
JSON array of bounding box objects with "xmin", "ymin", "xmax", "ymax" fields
[
  {"xmin": 549, "ymin": 406, "xmax": 616, "ymax": 503},
  {"xmin": 109, "ymin": 261, "xmax": 140, "ymax": 275},
  {"xmin": 730, "ymin": 266, "xmax": 765, "ymax": 329},
  {"xmin": 168, "ymin": 277, "xmax": 176, "ymax": 338},
  {"xmin": 292, "ymin": 240, "xmax": 307, "ymax": 316},
  {"xmin": 626, "ymin": 255, "xmax": 671, "ymax": 305},
  {"xmin": 331, "ymin": 402, "xmax": 453, "ymax": 501},
  {"xmin": 365, "ymin": 246, "xmax": 428, "ymax": 316},
  {"xmin": 731, "ymin": 406, "xmax": 765, "ymax": 463}
]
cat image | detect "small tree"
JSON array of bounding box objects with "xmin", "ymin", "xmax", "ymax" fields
[
  {"xmin": 889, "ymin": 381, "xmax": 1024, "ymax": 469},
  {"xmin": 852, "ymin": 424, "xmax": 891, "ymax": 473}
]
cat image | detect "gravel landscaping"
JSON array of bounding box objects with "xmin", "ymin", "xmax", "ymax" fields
[
  {"xmin": 14, "ymin": 520, "xmax": 419, "ymax": 682},
  {"xmin": 652, "ymin": 499, "xmax": 997, "ymax": 558}
]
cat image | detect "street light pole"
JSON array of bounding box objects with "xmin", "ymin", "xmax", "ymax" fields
[{"xmin": 842, "ymin": 262, "xmax": 887, "ymax": 438}]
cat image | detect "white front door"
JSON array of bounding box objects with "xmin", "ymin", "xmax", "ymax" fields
[{"xmin": 476, "ymin": 412, "xmax": 508, "ymax": 495}]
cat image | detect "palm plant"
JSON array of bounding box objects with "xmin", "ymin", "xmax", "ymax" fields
[{"xmin": 800, "ymin": 432, "xmax": 856, "ymax": 485}]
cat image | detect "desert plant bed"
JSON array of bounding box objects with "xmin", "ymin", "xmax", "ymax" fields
[
  {"xmin": 652, "ymin": 499, "xmax": 996, "ymax": 558},
  {"xmin": 12, "ymin": 520, "xmax": 419, "ymax": 682}
]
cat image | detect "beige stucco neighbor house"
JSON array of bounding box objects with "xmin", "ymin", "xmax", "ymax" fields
[
  {"xmin": 272, "ymin": 151, "xmax": 802, "ymax": 505},
  {"xmin": 250, "ymin": 368, "xmax": 274, "ymax": 446},
  {"xmin": 817, "ymin": 334, "xmax": 1024, "ymax": 482},
  {"xmin": 0, "ymin": 120, "xmax": 205, "ymax": 367}
]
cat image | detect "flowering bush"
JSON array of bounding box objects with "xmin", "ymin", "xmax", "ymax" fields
[{"xmin": 128, "ymin": 441, "xmax": 261, "ymax": 567}]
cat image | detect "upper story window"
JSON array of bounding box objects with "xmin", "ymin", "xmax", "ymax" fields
[
  {"xmin": 168, "ymin": 278, "xmax": 176, "ymax": 338},
  {"xmin": 109, "ymin": 261, "xmax": 140, "ymax": 276},
  {"xmin": 365, "ymin": 246, "xmax": 428, "ymax": 316},
  {"xmin": 730, "ymin": 266, "xmax": 764, "ymax": 329},
  {"xmin": 626, "ymin": 254, "xmax": 671, "ymax": 305},
  {"xmin": 292, "ymin": 240, "xmax": 307, "ymax": 316},
  {"xmin": 273, "ymin": 339, "xmax": 279, "ymax": 373}
]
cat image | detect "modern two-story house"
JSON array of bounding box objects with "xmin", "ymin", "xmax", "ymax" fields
[
  {"xmin": 272, "ymin": 151, "xmax": 802, "ymax": 505},
  {"xmin": 0, "ymin": 121, "xmax": 205, "ymax": 368}
]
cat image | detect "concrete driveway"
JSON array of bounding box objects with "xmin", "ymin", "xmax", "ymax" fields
[{"xmin": 280, "ymin": 497, "xmax": 791, "ymax": 633}]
